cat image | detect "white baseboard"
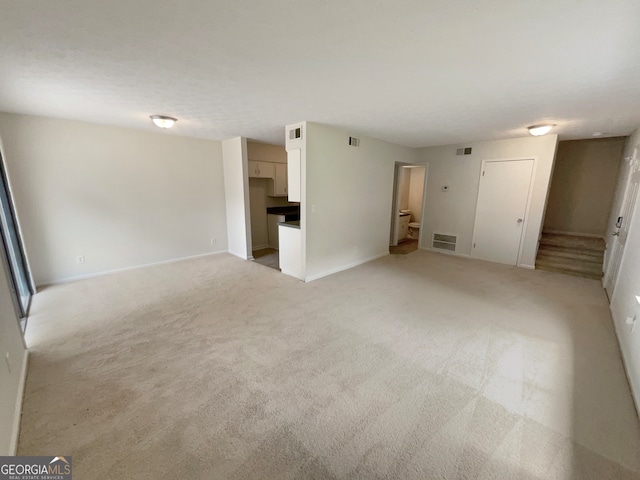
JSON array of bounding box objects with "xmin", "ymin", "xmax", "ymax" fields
[
  {"xmin": 423, "ymin": 247, "xmax": 535, "ymax": 270},
  {"xmin": 543, "ymin": 230, "xmax": 604, "ymax": 239},
  {"xmin": 280, "ymin": 269, "xmax": 304, "ymax": 281},
  {"xmin": 251, "ymin": 244, "xmax": 270, "ymax": 251},
  {"xmin": 304, "ymin": 252, "xmax": 389, "ymax": 282},
  {"xmin": 10, "ymin": 350, "xmax": 29, "ymax": 455},
  {"xmin": 421, "ymin": 247, "xmax": 471, "ymax": 258},
  {"xmin": 38, "ymin": 250, "xmax": 229, "ymax": 288}
]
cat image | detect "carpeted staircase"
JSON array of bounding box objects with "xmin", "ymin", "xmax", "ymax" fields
[{"xmin": 536, "ymin": 233, "xmax": 605, "ymax": 279}]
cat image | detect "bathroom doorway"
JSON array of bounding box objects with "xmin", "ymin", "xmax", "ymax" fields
[{"xmin": 389, "ymin": 163, "xmax": 427, "ymax": 255}]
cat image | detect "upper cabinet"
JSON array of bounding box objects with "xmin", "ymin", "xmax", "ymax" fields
[
  {"xmin": 270, "ymin": 163, "xmax": 288, "ymax": 197},
  {"xmin": 248, "ymin": 160, "xmax": 289, "ymax": 197},
  {"xmin": 248, "ymin": 161, "xmax": 275, "ymax": 179},
  {"xmin": 287, "ymin": 149, "xmax": 301, "ymax": 202}
]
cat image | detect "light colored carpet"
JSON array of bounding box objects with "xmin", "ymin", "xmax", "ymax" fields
[
  {"xmin": 253, "ymin": 250, "xmax": 280, "ymax": 270},
  {"xmin": 389, "ymin": 239, "xmax": 418, "ymax": 255},
  {"xmin": 536, "ymin": 233, "xmax": 605, "ymax": 280},
  {"xmin": 18, "ymin": 251, "xmax": 640, "ymax": 479}
]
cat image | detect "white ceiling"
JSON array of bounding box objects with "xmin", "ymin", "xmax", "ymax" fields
[{"xmin": 1, "ymin": 0, "xmax": 639, "ymax": 147}]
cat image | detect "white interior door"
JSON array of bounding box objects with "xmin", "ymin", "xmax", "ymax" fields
[
  {"xmin": 604, "ymin": 152, "xmax": 640, "ymax": 298},
  {"xmin": 472, "ymin": 159, "xmax": 534, "ymax": 265}
]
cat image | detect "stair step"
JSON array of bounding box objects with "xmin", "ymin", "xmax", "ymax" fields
[
  {"xmin": 535, "ymin": 263, "xmax": 603, "ymax": 280},
  {"xmin": 535, "ymin": 255, "xmax": 603, "ymax": 276},
  {"xmin": 537, "ymin": 246, "xmax": 603, "ymax": 263},
  {"xmin": 540, "ymin": 233, "xmax": 605, "ymax": 252}
]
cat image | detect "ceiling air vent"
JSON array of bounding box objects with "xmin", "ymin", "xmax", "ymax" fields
[
  {"xmin": 349, "ymin": 137, "xmax": 360, "ymax": 147},
  {"xmin": 456, "ymin": 147, "xmax": 472, "ymax": 156},
  {"xmin": 433, "ymin": 233, "xmax": 457, "ymax": 251},
  {"xmin": 289, "ymin": 127, "xmax": 302, "ymax": 140}
]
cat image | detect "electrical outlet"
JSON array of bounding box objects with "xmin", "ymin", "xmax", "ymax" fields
[
  {"xmin": 5, "ymin": 352, "xmax": 11, "ymax": 373},
  {"xmin": 76, "ymin": 255, "xmax": 85, "ymax": 264},
  {"xmin": 210, "ymin": 238, "xmax": 217, "ymax": 245}
]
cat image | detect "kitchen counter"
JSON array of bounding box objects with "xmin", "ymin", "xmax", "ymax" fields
[
  {"xmin": 278, "ymin": 220, "xmax": 300, "ymax": 229},
  {"xmin": 267, "ymin": 206, "xmax": 299, "ymax": 216}
]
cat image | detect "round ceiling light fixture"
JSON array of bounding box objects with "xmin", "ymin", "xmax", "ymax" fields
[
  {"xmin": 528, "ymin": 124, "xmax": 555, "ymax": 136},
  {"xmin": 150, "ymin": 115, "xmax": 177, "ymax": 129}
]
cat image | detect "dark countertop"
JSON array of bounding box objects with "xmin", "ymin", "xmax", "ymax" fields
[
  {"xmin": 278, "ymin": 220, "xmax": 300, "ymax": 229},
  {"xmin": 267, "ymin": 206, "xmax": 299, "ymax": 215}
]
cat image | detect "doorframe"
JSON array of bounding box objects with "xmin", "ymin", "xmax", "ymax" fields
[
  {"xmin": 389, "ymin": 162, "xmax": 428, "ymax": 248},
  {"xmin": 470, "ymin": 157, "xmax": 537, "ymax": 267},
  {"xmin": 604, "ymin": 147, "xmax": 640, "ymax": 297},
  {"xmin": 0, "ymin": 143, "xmax": 35, "ymax": 318},
  {"xmin": 389, "ymin": 163, "xmax": 403, "ymax": 247},
  {"xmin": 416, "ymin": 164, "xmax": 429, "ymax": 248}
]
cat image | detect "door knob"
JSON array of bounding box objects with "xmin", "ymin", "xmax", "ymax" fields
[{"xmin": 517, "ymin": 219, "xmax": 523, "ymax": 223}]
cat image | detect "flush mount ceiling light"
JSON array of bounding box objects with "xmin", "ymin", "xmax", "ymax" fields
[
  {"xmin": 528, "ymin": 124, "xmax": 555, "ymax": 136},
  {"xmin": 150, "ymin": 115, "xmax": 177, "ymax": 129}
]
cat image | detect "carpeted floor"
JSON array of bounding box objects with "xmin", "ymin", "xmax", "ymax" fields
[
  {"xmin": 18, "ymin": 251, "xmax": 640, "ymax": 479},
  {"xmin": 253, "ymin": 248, "xmax": 280, "ymax": 270},
  {"xmin": 389, "ymin": 239, "xmax": 418, "ymax": 255}
]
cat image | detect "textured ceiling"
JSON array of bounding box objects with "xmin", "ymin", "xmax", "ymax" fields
[{"xmin": 1, "ymin": 0, "xmax": 639, "ymax": 147}]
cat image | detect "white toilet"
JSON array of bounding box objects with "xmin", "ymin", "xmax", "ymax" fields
[{"xmin": 408, "ymin": 222, "xmax": 420, "ymax": 239}]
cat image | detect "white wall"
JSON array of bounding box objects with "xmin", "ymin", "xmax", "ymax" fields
[
  {"xmin": 408, "ymin": 167, "xmax": 426, "ymax": 224},
  {"xmin": 0, "ymin": 113, "xmax": 228, "ymax": 286},
  {"xmin": 417, "ymin": 135, "xmax": 559, "ymax": 267},
  {"xmin": 222, "ymin": 137, "xmax": 251, "ymax": 259},
  {"xmin": 247, "ymin": 141, "xmax": 287, "ymax": 164},
  {"xmin": 398, "ymin": 167, "xmax": 410, "ymax": 210},
  {"xmin": 607, "ymin": 127, "xmax": 640, "ymax": 413},
  {"xmin": 305, "ymin": 122, "xmax": 417, "ymax": 281},
  {"xmin": 544, "ymin": 138, "xmax": 625, "ymax": 236},
  {"xmin": 249, "ymin": 179, "xmax": 270, "ymax": 249}
]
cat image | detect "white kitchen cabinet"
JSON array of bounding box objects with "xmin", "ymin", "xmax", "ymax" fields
[
  {"xmin": 248, "ymin": 161, "xmax": 275, "ymax": 179},
  {"xmin": 268, "ymin": 163, "xmax": 287, "ymax": 197},
  {"xmin": 398, "ymin": 215, "xmax": 410, "ymax": 242},
  {"xmin": 279, "ymin": 224, "xmax": 303, "ymax": 280},
  {"xmin": 287, "ymin": 149, "xmax": 301, "ymax": 202}
]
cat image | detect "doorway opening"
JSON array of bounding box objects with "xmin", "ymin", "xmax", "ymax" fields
[
  {"xmin": 246, "ymin": 141, "xmax": 300, "ymax": 271},
  {"xmin": 0, "ymin": 148, "xmax": 33, "ymax": 331},
  {"xmin": 389, "ymin": 163, "xmax": 427, "ymax": 255},
  {"xmin": 538, "ymin": 138, "xmax": 625, "ymax": 279}
]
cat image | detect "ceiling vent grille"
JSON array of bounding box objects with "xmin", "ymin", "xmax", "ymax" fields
[
  {"xmin": 433, "ymin": 233, "xmax": 457, "ymax": 251},
  {"xmin": 456, "ymin": 147, "xmax": 472, "ymax": 156},
  {"xmin": 349, "ymin": 137, "xmax": 360, "ymax": 147}
]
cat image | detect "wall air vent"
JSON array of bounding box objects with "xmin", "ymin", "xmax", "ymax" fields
[
  {"xmin": 432, "ymin": 233, "xmax": 457, "ymax": 251},
  {"xmin": 349, "ymin": 137, "xmax": 360, "ymax": 147},
  {"xmin": 289, "ymin": 127, "xmax": 302, "ymax": 140},
  {"xmin": 456, "ymin": 147, "xmax": 472, "ymax": 156}
]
